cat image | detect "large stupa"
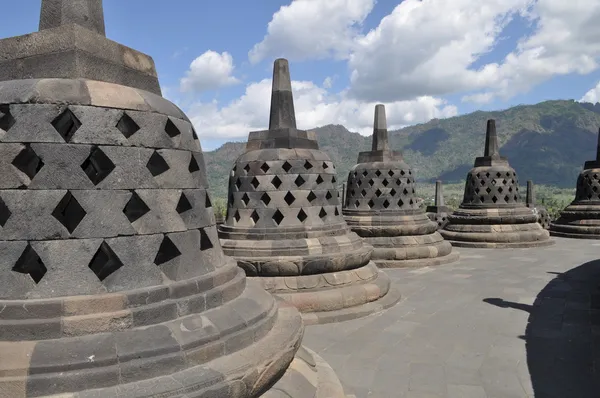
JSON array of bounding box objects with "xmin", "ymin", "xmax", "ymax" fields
[{"xmin": 0, "ymin": 2, "xmax": 348, "ymax": 396}]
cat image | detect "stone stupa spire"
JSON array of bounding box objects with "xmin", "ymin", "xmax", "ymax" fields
[
  {"xmin": 268, "ymin": 58, "xmax": 297, "ymax": 130},
  {"xmin": 484, "ymin": 119, "xmax": 500, "ymax": 157},
  {"xmin": 372, "ymin": 104, "xmax": 390, "ymax": 151},
  {"xmin": 39, "ymin": 0, "xmax": 106, "ymax": 35}
]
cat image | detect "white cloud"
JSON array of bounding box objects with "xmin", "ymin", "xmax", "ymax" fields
[
  {"xmin": 581, "ymin": 81, "xmax": 600, "ymax": 103},
  {"xmin": 348, "ymin": 0, "xmax": 600, "ymax": 102},
  {"xmin": 187, "ymin": 79, "xmax": 457, "ymax": 140},
  {"xmin": 462, "ymin": 92, "xmax": 495, "ymax": 105},
  {"xmin": 248, "ymin": 0, "xmax": 375, "ymax": 64},
  {"xmin": 180, "ymin": 50, "xmax": 240, "ymax": 93}
]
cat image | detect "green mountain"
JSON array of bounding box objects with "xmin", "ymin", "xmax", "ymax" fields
[{"xmin": 204, "ymin": 100, "xmax": 600, "ymax": 200}]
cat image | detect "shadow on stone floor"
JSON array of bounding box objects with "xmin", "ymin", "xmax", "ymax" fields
[{"xmin": 484, "ymin": 259, "xmax": 600, "ymax": 398}]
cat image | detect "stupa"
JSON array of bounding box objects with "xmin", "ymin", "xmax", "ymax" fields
[
  {"xmin": 343, "ymin": 105, "xmax": 458, "ymax": 268},
  {"xmin": 218, "ymin": 60, "xmax": 399, "ymax": 324},
  {"xmin": 526, "ymin": 180, "xmax": 550, "ymax": 229},
  {"xmin": 550, "ymin": 129, "xmax": 600, "ymax": 238},
  {"xmin": 440, "ymin": 119, "xmax": 553, "ymax": 248},
  {"xmin": 0, "ymin": 2, "xmax": 348, "ymax": 397},
  {"xmin": 426, "ymin": 180, "xmax": 451, "ymax": 230}
]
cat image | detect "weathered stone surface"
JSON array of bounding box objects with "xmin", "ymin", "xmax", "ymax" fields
[
  {"xmin": 525, "ymin": 180, "xmax": 550, "ymax": 229},
  {"xmin": 0, "ymin": 5, "xmax": 346, "ymax": 398},
  {"xmin": 219, "ymin": 60, "xmax": 399, "ymax": 324},
  {"xmin": 441, "ymin": 119, "xmax": 553, "ymax": 248},
  {"xmin": 426, "ymin": 180, "xmax": 451, "ymax": 230},
  {"xmin": 550, "ymin": 128, "xmax": 600, "ymax": 238},
  {"xmin": 344, "ymin": 105, "xmax": 459, "ymax": 268}
]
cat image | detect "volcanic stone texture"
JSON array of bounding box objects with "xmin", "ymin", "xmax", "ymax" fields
[
  {"xmin": 426, "ymin": 180, "xmax": 452, "ymax": 230},
  {"xmin": 344, "ymin": 105, "xmax": 458, "ymax": 268},
  {"xmin": 551, "ymin": 129, "xmax": 600, "ymax": 239},
  {"xmin": 441, "ymin": 119, "xmax": 553, "ymax": 248},
  {"xmin": 219, "ymin": 59, "xmax": 399, "ymax": 325},
  {"xmin": 0, "ymin": 78, "xmax": 347, "ymax": 398}
]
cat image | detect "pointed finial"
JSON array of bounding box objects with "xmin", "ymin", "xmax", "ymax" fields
[
  {"xmin": 484, "ymin": 119, "xmax": 500, "ymax": 157},
  {"xmin": 435, "ymin": 180, "xmax": 445, "ymax": 207},
  {"xmin": 526, "ymin": 180, "xmax": 535, "ymax": 206},
  {"xmin": 268, "ymin": 58, "xmax": 297, "ymax": 130},
  {"xmin": 39, "ymin": 0, "xmax": 106, "ymax": 35},
  {"xmin": 372, "ymin": 104, "xmax": 389, "ymax": 151},
  {"xmin": 596, "ymin": 128, "xmax": 600, "ymax": 162}
]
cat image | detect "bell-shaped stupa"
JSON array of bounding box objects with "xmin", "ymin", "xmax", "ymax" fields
[
  {"xmin": 550, "ymin": 129, "xmax": 600, "ymax": 238},
  {"xmin": 219, "ymin": 60, "xmax": 399, "ymax": 324},
  {"xmin": 440, "ymin": 119, "xmax": 553, "ymax": 247},
  {"xmin": 0, "ymin": 2, "xmax": 348, "ymax": 397},
  {"xmin": 426, "ymin": 180, "xmax": 451, "ymax": 230},
  {"xmin": 343, "ymin": 105, "xmax": 459, "ymax": 268}
]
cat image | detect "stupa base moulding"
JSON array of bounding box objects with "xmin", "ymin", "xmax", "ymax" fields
[{"xmin": 441, "ymin": 208, "xmax": 554, "ymax": 248}]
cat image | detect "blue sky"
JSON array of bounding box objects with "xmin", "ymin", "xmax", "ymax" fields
[{"xmin": 3, "ymin": 0, "xmax": 600, "ymax": 150}]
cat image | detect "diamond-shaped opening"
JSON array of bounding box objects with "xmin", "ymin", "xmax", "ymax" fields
[
  {"xmin": 480, "ymin": 179, "xmax": 486, "ymax": 186},
  {"xmin": 200, "ymin": 228, "xmax": 214, "ymax": 250},
  {"xmin": 375, "ymin": 189, "xmax": 382, "ymax": 197},
  {"xmin": 88, "ymin": 241, "xmax": 124, "ymax": 281},
  {"xmin": 319, "ymin": 207, "xmax": 327, "ymax": 218},
  {"xmin": 251, "ymin": 177, "xmax": 260, "ymax": 189},
  {"xmin": 401, "ymin": 170, "xmax": 407, "ymax": 176},
  {"xmin": 382, "ymin": 179, "xmax": 389, "ymax": 187},
  {"xmin": 260, "ymin": 163, "xmax": 270, "ymax": 173},
  {"xmin": 307, "ymin": 191, "xmax": 317, "ymax": 202},
  {"xmin": 403, "ymin": 188, "xmax": 409, "ymax": 195},
  {"xmin": 357, "ymin": 179, "xmax": 362, "ymax": 187},
  {"xmin": 272, "ymin": 176, "xmax": 282, "ymax": 188},
  {"xmin": 191, "ymin": 127, "xmax": 198, "ymax": 140},
  {"xmin": 475, "ymin": 187, "xmax": 481, "ymax": 194},
  {"xmin": 52, "ymin": 191, "xmax": 86, "ymax": 233},
  {"xmin": 361, "ymin": 189, "xmax": 367, "ymax": 197},
  {"xmin": 390, "ymin": 188, "xmax": 397, "ymax": 196},
  {"xmin": 304, "ymin": 160, "xmax": 313, "ymax": 170},
  {"xmin": 233, "ymin": 210, "xmax": 241, "ymax": 223},
  {"xmin": 323, "ymin": 162, "xmax": 329, "ymax": 169},
  {"xmin": 52, "ymin": 108, "xmax": 81, "ymax": 142},
  {"xmin": 383, "ymin": 199, "xmax": 390, "ymax": 208},
  {"xmin": 0, "ymin": 197, "xmax": 10, "ymax": 227},
  {"xmin": 408, "ymin": 170, "xmax": 412, "ymax": 175},
  {"xmin": 316, "ymin": 175, "xmax": 324, "ymax": 184},
  {"xmin": 513, "ymin": 195, "xmax": 518, "ymax": 201},
  {"xmin": 0, "ymin": 105, "xmax": 16, "ymax": 132},
  {"xmin": 273, "ymin": 209, "xmax": 284, "ymax": 225},
  {"xmin": 284, "ymin": 191, "xmax": 296, "ymax": 205},
  {"xmin": 297, "ymin": 208, "xmax": 308, "ymax": 222},
  {"xmin": 479, "ymin": 196, "xmax": 485, "ymax": 202},
  {"xmin": 164, "ymin": 118, "xmax": 181, "ymax": 138},
  {"xmin": 176, "ymin": 192, "xmax": 193, "ymax": 214},
  {"xmin": 332, "ymin": 176, "xmax": 337, "ymax": 183},
  {"xmin": 368, "ymin": 199, "xmax": 375, "ymax": 208},
  {"xmin": 505, "ymin": 195, "xmax": 510, "ymax": 202},
  {"xmin": 295, "ymin": 175, "xmax": 306, "ymax": 187},
  {"xmin": 154, "ymin": 235, "xmax": 181, "ymax": 265},
  {"xmin": 508, "ymin": 186, "xmax": 513, "ymax": 192},
  {"xmin": 241, "ymin": 193, "xmax": 250, "ymax": 206},
  {"xmin": 388, "ymin": 170, "xmax": 394, "ymax": 177},
  {"xmin": 486, "ymin": 187, "xmax": 492, "ymax": 194},
  {"xmin": 409, "ymin": 199, "xmax": 414, "ymax": 205},
  {"xmin": 244, "ymin": 164, "xmax": 251, "ymax": 173},
  {"xmin": 492, "ymin": 196, "xmax": 498, "ymax": 203},
  {"xmin": 326, "ymin": 191, "xmax": 333, "ymax": 200},
  {"xmin": 12, "ymin": 144, "xmax": 45, "ymax": 180},
  {"xmin": 498, "ymin": 187, "xmax": 503, "ymax": 193},
  {"xmin": 81, "ymin": 146, "xmax": 115, "ymax": 185},
  {"xmin": 116, "ymin": 112, "xmax": 140, "ymax": 138},
  {"xmin": 368, "ymin": 179, "xmax": 374, "ymax": 186},
  {"xmin": 398, "ymin": 199, "xmax": 404, "ymax": 207},
  {"xmin": 261, "ymin": 192, "xmax": 272, "ymax": 205},
  {"xmin": 335, "ymin": 207, "xmax": 340, "ymax": 216},
  {"xmin": 491, "ymin": 179, "xmax": 497, "ymax": 185},
  {"xmin": 350, "ymin": 189, "xmax": 356, "ymax": 196},
  {"xmin": 146, "ymin": 151, "xmax": 170, "ymax": 176},
  {"xmin": 12, "ymin": 244, "xmax": 46, "ymax": 284},
  {"xmin": 595, "ymin": 186, "xmax": 599, "ymax": 192},
  {"xmin": 506, "ymin": 172, "xmax": 511, "ymax": 177},
  {"xmin": 355, "ymin": 199, "xmax": 360, "ymax": 207},
  {"xmin": 362, "ymin": 170, "xmax": 369, "ymax": 177},
  {"xmin": 502, "ymin": 179, "xmax": 508, "ymax": 185},
  {"xmin": 282, "ymin": 161, "xmax": 293, "ymax": 172},
  {"xmin": 123, "ymin": 191, "xmax": 150, "ymax": 223},
  {"xmin": 375, "ymin": 170, "xmax": 382, "ymax": 177},
  {"xmin": 189, "ymin": 155, "xmax": 200, "ymax": 173},
  {"xmin": 205, "ymin": 192, "xmax": 212, "ymax": 208},
  {"xmin": 250, "ymin": 210, "xmax": 260, "ymax": 224},
  {"xmin": 235, "ymin": 178, "xmax": 242, "ymax": 190}
]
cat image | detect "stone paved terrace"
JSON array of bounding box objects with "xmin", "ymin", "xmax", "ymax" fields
[{"xmin": 303, "ymin": 237, "xmax": 600, "ymax": 398}]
